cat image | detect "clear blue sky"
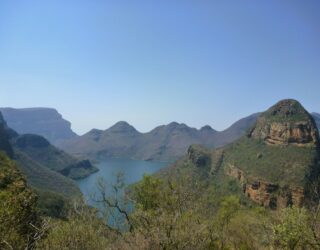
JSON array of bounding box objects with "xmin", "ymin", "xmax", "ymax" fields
[{"xmin": 0, "ymin": 0, "xmax": 319, "ymax": 134}]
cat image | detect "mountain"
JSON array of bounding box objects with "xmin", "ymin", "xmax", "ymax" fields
[
  {"xmin": 312, "ymin": 112, "xmax": 320, "ymax": 129},
  {"xmin": 0, "ymin": 111, "xmax": 98, "ymax": 199},
  {"xmin": 0, "ymin": 107, "xmax": 78, "ymax": 145},
  {"xmin": 163, "ymin": 99, "xmax": 320, "ymax": 209},
  {"xmin": 3, "ymin": 107, "xmax": 319, "ymax": 162},
  {"xmin": 12, "ymin": 134, "xmax": 98, "ymax": 180},
  {"xmin": 0, "ymin": 112, "xmax": 15, "ymax": 158},
  {"xmin": 59, "ymin": 115, "xmax": 260, "ymax": 161}
]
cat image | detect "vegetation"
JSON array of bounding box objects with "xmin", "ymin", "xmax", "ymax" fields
[
  {"xmin": 0, "ymin": 152, "xmax": 44, "ymax": 249},
  {"xmin": 223, "ymin": 137, "xmax": 318, "ymax": 186},
  {"xmin": 32, "ymin": 174, "xmax": 320, "ymax": 249},
  {"xmin": 13, "ymin": 134, "xmax": 98, "ymax": 180},
  {"xmin": 2, "ymin": 157, "xmax": 320, "ymax": 249},
  {"xmin": 261, "ymin": 99, "xmax": 311, "ymax": 123},
  {"xmin": 2, "ymin": 99, "xmax": 320, "ymax": 249},
  {"xmin": 14, "ymin": 150, "xmax": 81, "ymax": 198}
]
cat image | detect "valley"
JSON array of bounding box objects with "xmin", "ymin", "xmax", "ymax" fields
[{"xmin": 2, "ymin": 99, "xmax": 320, "ymax": 249}]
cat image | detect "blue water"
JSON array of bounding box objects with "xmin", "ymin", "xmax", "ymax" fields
[{"xmin": 76, "ymin": 158, "xmax": 169, "ymax": 203}]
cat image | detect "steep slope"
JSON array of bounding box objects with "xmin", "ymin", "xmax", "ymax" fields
[
  {"xmin": 13, "ymin": 150, "xmax": 81, "ymax": 197},
  {"xmin": 59, "ymin": 114, "xmax": 258, "ymax": 161},
  {"xmin": 221, "ymin": 100, "xmax": 320, "ymax": 208},
  {"xmin": 0, "ymin": 107, "xmax": 78, "ymax": 145},
  {"xmin": 161, "ymin": 99, "xmax": 320, "ymax": 210},
  {"xmin": 0, "ymin": 151, "xmax": 42, "ymax": 249},
  {"xmin": 11, "ymin": 134, "xmax": 98, "ymax": 180},
  {"xmin": 136, "ymin": 122, "xmax": 214, "ymax": 160},
  {"xmin": 213, "ymin": 113, "xmax": 261, "ymax": 147},
  {"xmin": 0, "ymin": 112, "xmax": 15, "ymax": 158},
  {"xmin": 0, "ymin": 111, "xmax": 83, "ymax": 198},
  {"xmin": 60, "ymin": 121, "xmax": 143, "ymax": 159},
  {"xmin": 312, "ymin": 112, "xmax": 320, "ymax": 130}
]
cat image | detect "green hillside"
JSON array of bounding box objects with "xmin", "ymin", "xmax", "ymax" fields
[
  {"xmin": 160, "ymin": 99, "xmax": 320, "ymax": 210},
  {"xmin": 14, "ymin": 149, "xmax": 81, "ymax": 198},
  {"xmin": 13, "ymin": 134, "xmax": 98, "ymax": 179},
  {"xmin": 223, "ymin": 137, "xmax": 318, "ymax": 186}
]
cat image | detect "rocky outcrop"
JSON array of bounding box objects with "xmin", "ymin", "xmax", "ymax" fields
[
  {"xmin": 250, "ymin": 119, "xmax": 318, "ymax": 146},
  {"xmin": 225, "ymin": 164, "xmax": 245, "ymax": 184},
  {"xmin": 245, "ymin": 181, "xmax": 279, "ymax": 208},
  {"xmin": 226, "ymin": 164, "xmax": 304, "ymax": 209},
  {"xmin": 249, "ymin": 99, "xmax": 319, "ymax": 147}
]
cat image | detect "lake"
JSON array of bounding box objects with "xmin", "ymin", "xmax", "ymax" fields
[{"xmin": 76, "ymin": 158, "xmax": 170, "ymax": 203}]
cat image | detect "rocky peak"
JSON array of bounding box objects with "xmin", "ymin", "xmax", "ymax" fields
[
  {"xmin": 108, "ymin": 121, "xmax": 139, "ymax": 134},
  {"xmin": 248, "ymin": 99, "xmax": 319, "ymax": 146},
  {"xmin": 200, "ymin": 125, "xmax": 216, "ymax": 132},
  {"xmin": 88, "ymin": 128, "xmax": 103, "ymax": 136}
]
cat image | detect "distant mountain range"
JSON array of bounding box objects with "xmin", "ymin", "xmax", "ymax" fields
[
  {"xmin": 57, "ymin": 113, "xmax": 260, "ymax": 161},
  {"xmin": 0, "ymin": 108, "xmax": 77, "ymax": 145},
  {"xmin": 59, "ymin": 112, "xmax": 320, "ymax": 161},
  {"xmin": 2, "ymin": 107, "xmax": 319, "ymax": 162}
]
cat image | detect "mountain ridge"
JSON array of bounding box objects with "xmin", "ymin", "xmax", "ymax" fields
[
  {"xmin": 0, "ymin": 110, "xmax": 98, "ymax": 199},
  {"xmin": 0, "ymin": 107, "xmax": 78, "ymax": 145},
  {"xmin": 2, "ymin": 106, "xmax": 320, "ymax": 162},
  {"xmin": 59, "ymin": 111, "xmax": 319, "ymax": 161}
]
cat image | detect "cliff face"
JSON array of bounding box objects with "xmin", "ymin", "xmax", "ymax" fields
[
  {"xmin": 223, "ymin": 99, "xmax": 320, "ymax": 208},
  {"xmin": 249, "ymin": 99, "xmax": 319, "ymax": 146},
  {"xmin": 0, "ymin": 108, "xmax": 78, "ymax": 145},
  {"xmin": 180, "ymin": 100, "xmax": 320, "ymax": 210},
  {"xmin": 225, "ymin": 164, "xmax": 304, "ymax": 208}
]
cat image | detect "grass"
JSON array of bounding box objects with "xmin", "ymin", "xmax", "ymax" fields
[{"xmin": 222, "ymin": 137, "xmax": 318, "ymax": 186}]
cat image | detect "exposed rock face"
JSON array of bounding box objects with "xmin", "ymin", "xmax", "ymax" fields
[
  {"xmin": 225, "ymin": 164, "xmax": 304, "ymax": 209},
  {"xmin": 221, "ymin": 100, "xmax": 320, "ymax": 209},
  {"xmin": 249, "ymin": 99, "xmax": 319, "ymax": 146},
  {"xmin": 0, "ymin": 108, "xmax": 78, "ymax": 145},
  {"xmin": 244, "ymin": 181, "xmax": 304, "ymax": 209},
  {"xmin": 225, "ymin": 165, "xmax": 245, "ymax": 184}
]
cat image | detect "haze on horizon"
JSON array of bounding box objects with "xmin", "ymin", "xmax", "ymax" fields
[{"xmin": 0, "ymin": 0, "xmax": 319, "ymax": 134}]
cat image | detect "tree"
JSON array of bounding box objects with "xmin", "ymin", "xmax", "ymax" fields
[
  {"xmin": 272, "ymin": 207, "xmax": 312, "ymax": 249},
  {"xmin": 0, "ymin": 152, "xmax": 44, "ymax": 250},
  {"xmin": 208, "ymin": 195, "xmax": 241, "ymax": 249}
]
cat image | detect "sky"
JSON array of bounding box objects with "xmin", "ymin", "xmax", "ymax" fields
[{"xmin": 0, "ymin": 0, "xmax": 319, "ymax": 135}]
